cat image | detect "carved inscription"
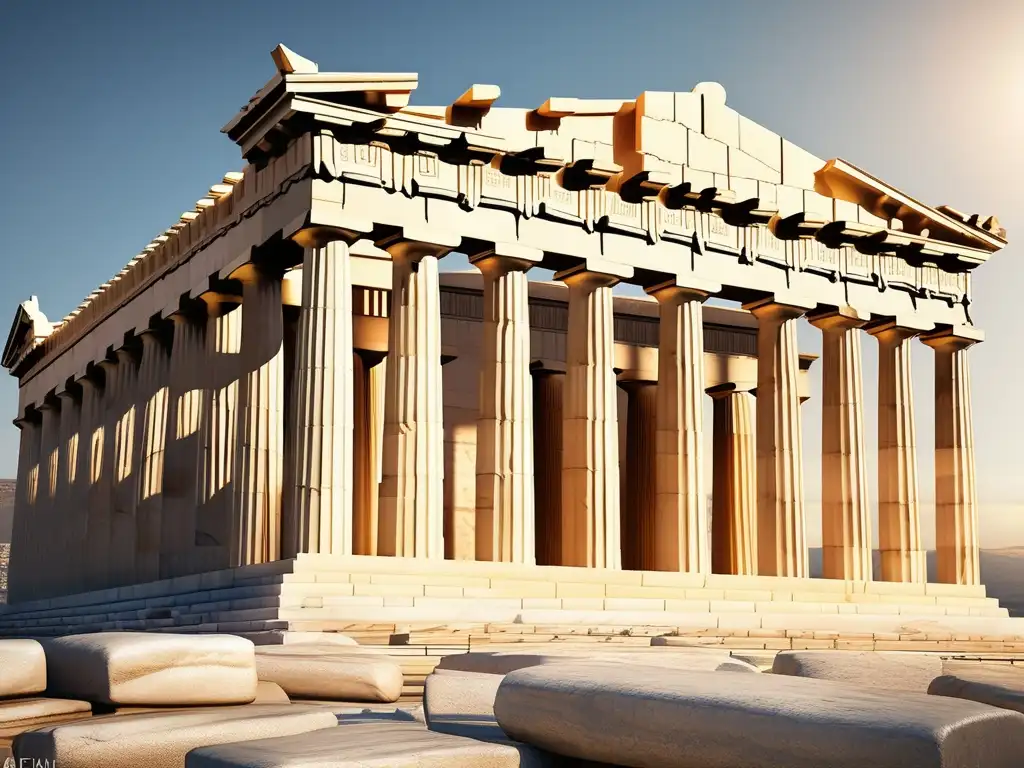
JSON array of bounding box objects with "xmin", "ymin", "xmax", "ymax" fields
[
  {"xmin": 538, "ymin": 175, "xmax": 580, "ymax": 222},
  {"xmin": 753, "ymin": 225, "xmax": 785, "ymax": 264},
  {"xmin": 602, "ymin": 193, "xmax": 645, "ymax": 235},
  {"xmin": 479, "ymin": 165, "xmax": 519, "ymax": 211},
  {"xmin": 938, "ymin": 269, "xmax": 965, "ymax": 296},
  {"xmin": 882, "ymin": 255, "xmax": 914, "ymax": 285},
  {"xmin": 658, "ymin": 206, "xmax": 694, "ymax": 244},
  {"xmin": 845, "ymin": 247, "xmax": 871, "ymax": 277},
  {"xmin": 706, "ymin": 214, "xmax": 739, "ymax": 252},
  {"xmin": 803, "ymin": 240, "xmax": 839, "ymax": 271},
  {"xmin": 412, "ymin": 152, "xmax": 460, "ymax": 200}
]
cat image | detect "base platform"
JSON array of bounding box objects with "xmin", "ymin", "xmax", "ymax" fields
[{"xmin": 1, "ymin": 554, "xmax": 1022, "ymax": 657}]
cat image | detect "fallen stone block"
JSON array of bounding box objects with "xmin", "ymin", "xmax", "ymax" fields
[
  {"xmin": 771, "ymin": 650, "xmax": 942, "ymax": 692},
  {"xmin": 41, "ymin": 632, "xmax": 258, "ymax": 706},
  {"xmin": 254, "ymin": 680, "xmax": 291, "ymax": 704},
  {"xmin": 438, "ymin": 648, "xmax": 757, "ymax": 676},
  {"xmin": 186, "ymin": 718, "xmax": 560, "ymax": 767},
  {"xmin": 0, "ymin": 639, "xmax": 47, "ymax": 697},
  {"xmin": 0, "ymin": 698, "xmax": 92, "ymax": 738},
  {"xmin": 13, "ymin": 704, "xmax": 339, "ymax": 768},
  {"xmin": 424, "ymin": 670, "xmax": 503, "ymax": 740},
  {"xmin": 929, "ymin": 663, "xmax": 1024, "ymax": 714},
  {"xmin": 494, "ymin": 661, "xmax": 1024, "ymax": 768},
  {"xmin": 255, "ymin": 645, "xmax": 402, "ymax": 702}
]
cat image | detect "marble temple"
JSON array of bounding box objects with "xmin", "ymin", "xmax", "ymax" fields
[{"xmin": 0, "ymin": 45, "xmax": 1014, "ymax": 649}]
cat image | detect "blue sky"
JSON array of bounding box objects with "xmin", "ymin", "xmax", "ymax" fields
[{"xmin": 0, "ymin": 0, "xmax": 1021, "ymax": 545}]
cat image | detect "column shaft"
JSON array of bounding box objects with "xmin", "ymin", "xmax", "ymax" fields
[
  {"xmin": 136, "ymin": 331, "xmax": 171, "ymax": 583},
  {"xmin": 75, "ymin": 378, "xmax": 103, "ymax": 588},
  {"xmin": 8, "ymin": 412, "xmax": 41, "ymax": 603},
  {"xmin": 472, "ymin": 249, "xmax": 539, "ymax": 564},
  {"xmin": 52, "ymin": 389, "xmax": 81, "ymax": 597},
  {"xmin": 532, "ymin": 367, "xmax": 564, "ymax": 566},
  {"xmin": 872, "ymin": 323, "xmax": 925, "ymax": 583},
  {"xmin": 378, "ymin": 245, "xmax": 447, "ymax": 558},
  {"xmin": 110, "ymin": 347, "xmax": 140, "ymax": 587},
  {"xmin": 647, "ymin": 284, "xmax": 711, "ymax": 573},
  {"xmin": 353, "ymin": 352, "xmax": 386, "ymax": 555},
  {"xmin": 559, "ymin": 267, "xmax": 621, "ymax": 569},
  {"xmin": 811, "ymin": 311, "xmax": 871, "ymax": 581},
  {"xmin": 710, "ymin": 388, "xmax": 757, "ymax": 575},
  {"xmin": 924, "ymin": 330, "xmax": 981, "ymax": 585},
  {"xmin": 233, "ymin": 266, "xmax": 285, "ymax": 566},
  {"xmin": 620, "ymin": 380, "xmax": 657, "ymax": 570},
  {"xmin": 286, "ymin": 241, "xmax": 355, "ymax": 556},
  {"xmin": 30, "ymin": 399, "xmax": 61, "ymax": 599},
  {"xmin": 86, "ymin": 360, "xmax": 118, "ymax": 591},
  {"xmin": 747, "ymin": 299, "xmax": 808, "ymax": 577}
]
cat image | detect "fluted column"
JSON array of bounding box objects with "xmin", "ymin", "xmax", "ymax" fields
[
  {"xmin": 353, "ymin": 351, "xmax": 386, "ymax": 555},
  {"xmin": 471, "ymin": 244, "xmax": 541, "ymax": 564},
  {"xmin": 28, "ymin": 396, "xmax": 61, "ymax": 599},
  {"xmin": 75, "ymin": 376, "xmax": 103, "ymax": 587},
  {"xmin": 557, "ymin": 265, "xmax": 622, "ymax": 569},
  {"xmin": 196, "ymin": 297, "xmax": 243, "ymax": 572},
  {"xmin": 52, "ymin": 387, "xmax": 81, "ymax": 597},
  {"xmin": 869, "ymin": 321, "xmax": 925, "ymax": 583},
  {"xmin": 160, "ymin": 308, "xmax": 207, "ymax": 578},
  {"xmin": 8, "ymin": 409, "xmax": 41, "ymax": 603},
  {"xmin": 233, "ymin": 264, "xmax": 285, "ymax": 566},
  {"xmin": 87, "ymin": 357, "xmax": 119, "ymax": 591},
  {"xmin": 922, "ymin": 326, "xmax": 981, "ymax": 585},
  {"xmin": 810, "ymin": 308, "xmax": 871, "ymax": 581},
  {"xmin": 377, "ymin": 230, "xmax": 458, "ymax": 558},
  {"xmin": 646, "ymin": 281, "xmax": 716, "ymax": 573},
  {"xmin": 619, "ymin": 379, "xmax": 657, "ymax": 570},
  {"xmin": 286, "ymin": 237, "xmax": 359, "ymax": 557},
  {"xmin": 531, "ymin": 362, "xmax": 564, "ymax": 566},
  {"xmin": 133, "ymin": 328, "xmax": 171, "ymax": 583},
  {"xmin": 708, "ymin": 384, "xmax": 757, "ymax": 576},
  {"xmin": 745, "ymin": 296, "xmax": 811, "ymax": 577},
  {"xmin": 109, "ymin": 346, "xmax": 140, "ymax": 587}
]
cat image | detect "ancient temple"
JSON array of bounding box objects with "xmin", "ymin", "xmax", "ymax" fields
[{"xmin": 0, "ymin": 45, "xmax": 1012, "ymax": 646}]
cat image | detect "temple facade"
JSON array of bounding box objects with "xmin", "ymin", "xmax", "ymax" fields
[{"xmin": 0, "ymin": 46, "xmax": 1007, "ymax": 617}]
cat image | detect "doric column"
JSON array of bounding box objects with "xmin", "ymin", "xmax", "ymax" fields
[
  {"xmin": 353, "ymin": 351, "xmax": 386, "ymax": 555},
  {"xmin": 809, "ymin": 307, "xmax": 871, "ymax": 581},
  {"xmin": 285, "ymin": 232, "xmax": 364, "ymax": 557},
  {"xmin": 619, "ymin": 378, "xmax": 657, "ymax": 570},
  {"xmin": 708, "ymin": 383, "xmax": 757, "ymax": 576},
  {"xmin": 28, "ymin": 395, "xmax": 61, "ymax": 599},
  {"xmin": 377, "ymin": 228, "xmax": 459, "ymax": 558},
  {"xmin": 8, "ymin": 408, "xmax": 41, "ymax": 603},
  {"xmin": 922, "ymin": 326, "xmax": 982, "ymax": 585},
  {"xmin": 556, "ymin": 264, "xmax": 623, "ymax": 569},
  {"xmin": 75, "ymin": 375, "xmax": 103, "ymax": 588},
  {"xmin": 868, "ymin": 321, "xmax": 926, "ymax": 583},
  {"xmin": 196, "ymin": 296, "xmax": 243, "ymax": 573},
  {"xmin": 745, "ymin": 296, "xmax": 813, "ymax": 577},
  {"xmin": 51, "ymin": 386, "xmax": 81, "ymax": 597},
  {"xmin": 160, "ymin": 307, "xmax": 207, "ymax": 578},
  {"xmin": 232, "ymin": 263, "xmax": 285, "ymax": 566},
  {"xmin": 470, "ymin": 243, "xmax": 541, "ymax": 564},
  {"xmin": 646, "ymin": 280, "xmax": 717, "ymax": 573},
  {"xmin": 531, "ymin": 361, "xmax": 564, "ymax": 566},
  {"xmin": 86, "ymin": 357, "xmax": 119, "ymax": 591},
  {"xmin": 109, "ymin": 345, "xmax": 140, "ymax": 587},
  {"xmin": 135, "ymin": 328, "xmax": 171, "ymax": 583}
]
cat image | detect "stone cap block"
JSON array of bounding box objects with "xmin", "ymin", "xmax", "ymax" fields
[
  {"xmin": 437, "ymin": 648, "xmax": 757, "ymax": 676},
  {"xmin": 0, "ymin": 697, "xmax": 92, "ymax": 738},
  {"xmin": 772, "ymin": 650, "xmax": 943, "ymax": 693},
  {"xmin": 41, "ymin": 632, "xmax": 258, "ymax": 706},
  {"xmin": 14, "ymin": 704, "xmax": 339, "ymax": 768},
  {"xmin": 0, "ymin": 638, "xmax": 46, "ymax": 697},
  {"xmin": 494, "ymin": 662, "xmax": 1024, "ymax": 768},
  {"xmin": 929, "ymin": 662, "xmax": 1024, "ymax": 714},
  {"xmin": 255, "ymin": 645, "xmax": 403, "ymax": 703}
]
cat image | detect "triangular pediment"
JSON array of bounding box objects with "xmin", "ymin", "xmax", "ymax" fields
[{"xmin": 3, "ymin": 297, "xmax": 52, "ymax": 372}]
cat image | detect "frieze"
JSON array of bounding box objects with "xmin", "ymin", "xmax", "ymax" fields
[
  {"xmin": 464, "ymin": 163, "xmax": 520, "ymax": 213},
  {"xmin": 843, "ymin": 246, "xmax": 875, "ymax": 284},
  {"xmin": 596, "ymin": 191, "xmax": 649, "ymax": 240},
  {"xmin": 880, "ymin": 254, "xmax": 917, "ymax": 290},
  {"xmin": 410, "ymin": 152, "xmax": 461, "ymax": 201},
  {"xmin": 656, "ymin": 206, "xmax": 696, "ymax": 246},
  {"xmin": 801, "ymin": 239, "xmax": 840, "ymax": 281},
  {"xmin": 750, "ymin": 224, "xmax": 787, "ymax": 268},
  {"xmin": 534, "ymin": 173, "xmax": 584, "ymax": 225},
  {"xmin": 705, "ymin": 212, "xmax": 741, "ymax": 254}
]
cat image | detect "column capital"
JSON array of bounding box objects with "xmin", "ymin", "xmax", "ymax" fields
[
  {"xmin": 706, "ymin": 381, "xmax": 756, "ymax": 399},
  {"xmin": 554, "ymin": 259, "xmax": 631, "ymax": 288},
  {"xmin": 920, "ymin": 324, "xmax": 984, "ymax": 352},
  {"xmin": 291, "ymin": 215, "xmax": 372, "ymax": 248},
  {"xmin": 645, "ymin": 276, "xmax": 721, "ymax": 302},
  {"xmin": 617, "ymin": 376, "xmax": 657, "ymax": 393},
  {"xmin": 865, "ymin": 318, "xmax": 934, "ymax": 344},
  {"xmin": 529, "ymin": 359, "xmax": 566, "ymax": 376},
  {"xmin": 229, "ymin": 260, "xmax": 287, "ymax": 286},
  {"xmin": 807, "ymin": 305, "xmax": 867, "ymax": 333},
  {"xmin": 376, "ymin": 225, "xmax": 461, "ymax": 261},
  {"xmin": 743, "ymin": 292, "xmax": 816, "ymax": 322},
  {"xmin": 468, "ymin": 242, "xmax": 543, "ymax": 275},
  {"xmin": 13, "ymin": 407, "xmax": 41, "ymax": 429}
]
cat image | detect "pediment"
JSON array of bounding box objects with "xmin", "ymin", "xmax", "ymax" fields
[{"xmin": 3, "ymin": 297, "xmax": 52, "ymax": 372}]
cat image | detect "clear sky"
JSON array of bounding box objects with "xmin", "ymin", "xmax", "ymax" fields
[{"xmin": 0, "ymin": 0, "xmax": 1021, "ymax": 546}]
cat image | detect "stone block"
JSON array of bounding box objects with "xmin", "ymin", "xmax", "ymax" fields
[
  {"xmin": 41, "ymin": 632, "xmax": 258, "ymax": 706},
  {"xmin": 254, "ymin": 681, "xmax": 290, "ymax": 704},
  {"xmin": 185, "ymin": 720, "xmax": 549, "ymax": 768},
  {"xmin": 255, "ymin": 645, "xmax": 403, "ymax": 702},
  {"xmin": 493, "ymin": 662, "xmax": 1024, "ymax": 768},
  {"xmin": 929, "ymin": 663, "xmax": 1024, "ymax": 714},
  {"xmin": 14, "ymin": 704, "xmax": 338, "ymax": 768},
  {"xmin": 781, "ymin": 139, "xmax": 825, "ymax": 190},
  {"xmin": 772, "ymin": 650, "xmax": 943, "ymax": 692},
  {"xmin": 637, "ymin": 116, "xmax": 688, "ymax": 164},
  {"xmin": 438, "ymin": 648, "xmax": 757, "ymax": 675},
  {"xmin": 738, "ymin": 115, "xmax": 782, "ymax": 171},
  {"xmin": 687, "ymin": 130, "xmax": 728, "ymax": 174},
  {"xmin": 0, "ymin": 639, "xmax": 46, "ymax": 697},
  {"xmin": 423, "ymin": 669, "xmax": 503, "ymax": 739},
  {"xmin": 0, "ymin": 698, "xmax": 92, "ymax": 738}
]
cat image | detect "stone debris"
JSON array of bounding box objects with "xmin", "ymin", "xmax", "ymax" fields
[
  {"xmin": 255, "ymin": 644, "xmax": 403, "ymax": 702},
  {"xmin": 493, "ymin": 661, "xmax": 1024, "ymax": 768},
  {"xmin": 41, "ymin": 632, "xmax": 258, "ymax": 706},
  {"xmin": 13, "ymin": 704, "xmax": 339, "ymax": 768},
  {"xmin": 437, "ymin": 647, "xmax": 758, "ymax": 676},
  {"xmin": 0, "ymin": 639, "xmax": 46, "ymax": 697},
  {"xmin": 771, "ymin": 649, "xmax": 943, "ymax": 692},
  {"xmin": 0, "ymin": 697, "xmax": 92, "ymax": 738},
  {"xmin": 423, "ymin": 670, "xmax": 505, "ymax": 741}
]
